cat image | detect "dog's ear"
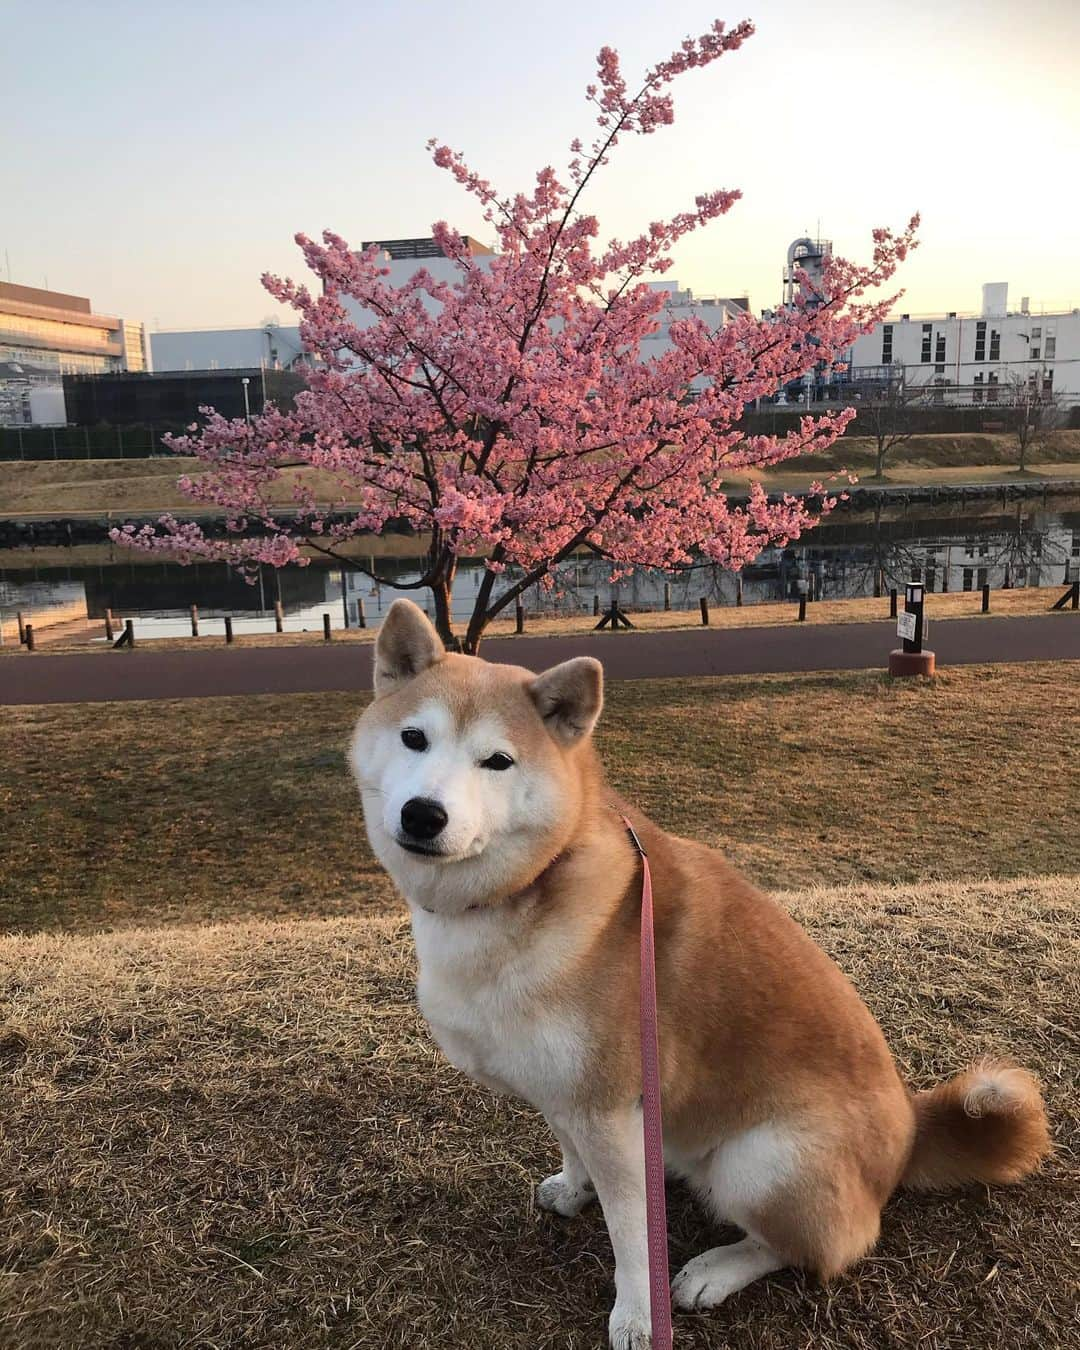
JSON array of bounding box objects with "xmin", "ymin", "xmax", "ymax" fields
[
  {"xmin": 529, "ymin": 657, "xmax": 603, "ymax": 745},
  {"xmin": 374, "ymin": 600, "xmax": 445, "ymax": 698}
]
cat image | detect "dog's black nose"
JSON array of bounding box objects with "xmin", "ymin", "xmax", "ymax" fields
[{"xmin": 401, "ymin": 797, "xmax": 448, "ymax": 841}]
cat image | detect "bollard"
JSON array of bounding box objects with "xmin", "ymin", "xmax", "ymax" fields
[
  {"xmin": 274, "ymin": 601, "xmax": 284, "ymax": 633},
  {"xmin": 515, "ymin": 601, "xmax": 524, "ymax": 634},
  {"xmin": 124, "ymin": 619, "xmax": 134, "ymax": 648},
  {"xmin": 323, "ymin": 613, "xmax": 332, "ymax": 642},
  {"xmin": 191, "ymin": 604, "xmax": 199, "ymax": 638},
  {"xmin": 356, "ymin": 597, "xmax": 366, "ymax": 629},
  {"xmin": 873, "ymin": 570, "xmax": 881, "ymax": 599},
  {"xmin": 663, "ymin": 582, "xmax": 671, "ymax": 612},
  {"xmin": 1003, "ymin": 567, "xmax": 1012, "ymax": 590},
  {"xmin": 17, "ymin": 611, "xmax": 25, "ymax": 645},
  {"xmin": 1074, "ymin": 581, "xmax": 1080, "ymax": 612},
  {"xmin": 798, "ymin": 595, "xmax": 807, "ymax": 622},
  {"xmin": 889, "ymin": 588, "xmax": 897, "ymax": 618},
  {"xmin": 981, "ymin": 583, "xmax": 990, "ymax": 614},
  {"xmin": 24, "ymin": 623, "xmax": 35, "ymax": 651},
  {"xmin": 736, "ymin": 575, "xmax": 744, "ymax": 607},
  {"xmin": 224, "ymin": 616, "xmax": 234, "ymax": 644},
  {"xmin": 104, "ymin": 612, "xmax": 114, "ymax": 642},
  {"xmin": 889, "ymin": 582, "xmax": 935, "ymax": 677},
  {"xmin": 700, "ymin": 596, "xmax": 709, "ymax": 626},
  {"xmin": 593, "ymin": 594, "xmax": 600, "ymax": 617}
]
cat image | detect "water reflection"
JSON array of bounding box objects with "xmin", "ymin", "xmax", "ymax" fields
[{"xmin": 2, "ymin": 498, "xmax": 1078, "ymax": 638}]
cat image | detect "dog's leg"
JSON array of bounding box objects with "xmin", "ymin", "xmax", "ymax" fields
[
  {"xmin": 671, "ymin": 1236, "xmax": 784, "ymax": 1310},
  {"xmin": 536, "ymin": 1126, "xmax": 597, "ymax": 1217},
  {"xmin": 569, "ymin": 1108, "xmax": 652, "ymax": 1350}
]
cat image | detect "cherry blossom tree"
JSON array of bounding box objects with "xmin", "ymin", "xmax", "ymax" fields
[{"xmin": 114, "ymin": 17, "xmax": 917, "ymax": 653}]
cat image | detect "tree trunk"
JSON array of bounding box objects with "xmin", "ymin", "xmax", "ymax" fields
[
  {"xmin": 430, "ymin": 561, "xmax": 461, "ymax": 652},
  {"xmin": 463, "ymin": 561, "xmax": 501, "ymax": 655}
]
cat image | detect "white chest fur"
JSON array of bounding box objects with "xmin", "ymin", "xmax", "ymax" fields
[{"xmin": 410, "ymin": 903, "xmax": 589, "ymax": 1111}]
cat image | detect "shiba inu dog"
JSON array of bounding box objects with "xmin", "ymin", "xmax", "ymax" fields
[{"xmin": 350, "ymin": 599, "xmax": 1051, "ymax": 1349}]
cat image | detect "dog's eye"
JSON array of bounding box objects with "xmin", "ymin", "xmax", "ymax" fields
[
  {"xmin": 480, "ymin": 752, "xmax": 514, "ymax": 771},
  {"xmin": 401, "ymin": 728, "xmax": 428, "ymax": 752}
]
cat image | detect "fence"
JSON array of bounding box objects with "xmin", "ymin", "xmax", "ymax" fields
[{"xmin": 0, "ymin": 424, "xmax": 179, "ymax": 461}]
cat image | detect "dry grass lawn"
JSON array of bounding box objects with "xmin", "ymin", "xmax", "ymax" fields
[
  {"xmin": 2, "ymin": 664, "xmax": 1079, "ymax": 936},
  {"xmin": 1, "ymin": 875, "xmax": 1077, "ymax": 1349}
]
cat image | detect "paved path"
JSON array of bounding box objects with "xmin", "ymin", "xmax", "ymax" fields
[{"xmin": 1, "ymin": 613, "xmax": 1077, "ymax": 706}]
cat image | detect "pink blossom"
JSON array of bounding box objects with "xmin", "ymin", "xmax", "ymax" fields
[{"xmin": 115, "ymin": 18, "xmax": 917, "ymax": 653}]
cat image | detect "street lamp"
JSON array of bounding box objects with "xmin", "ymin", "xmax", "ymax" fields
[{"xmin": 241, "ymin": 376, "xmax": 251, "ymax": 422}]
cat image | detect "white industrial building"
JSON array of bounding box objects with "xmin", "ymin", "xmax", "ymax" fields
[
  {"xmin": 847, "ymin": 282, "xmax": 1080, "ymax": 406},
  {"xmin": 150, "ymin": 237, "xmax": 497, "ymax": 373},
  {"xmin": 150, "ymin": 236, "xmax": 749, "ymax": 378}
]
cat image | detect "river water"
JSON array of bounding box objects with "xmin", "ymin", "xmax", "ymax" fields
[{"xmin": 2, "ymin": 494, "xmax": 1078, "ymax": 639}]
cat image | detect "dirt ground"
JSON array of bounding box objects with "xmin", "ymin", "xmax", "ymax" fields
[{"xmin": 4, "ymin": 579, "xmax": 1075, "ymax": 655}]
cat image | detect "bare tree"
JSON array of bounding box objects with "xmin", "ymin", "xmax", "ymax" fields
[
  {"xmin": 1004, "ymin": 372, "xmax": 1062, "ymax": 473},
  {"xmin": 858, "ymin": 367, "xmax": 931, "ymax": 478}
]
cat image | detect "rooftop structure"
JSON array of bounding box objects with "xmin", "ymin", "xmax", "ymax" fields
[{"xmin": 359, "ymin": 235, "xmax": 494, "ymax": 260}]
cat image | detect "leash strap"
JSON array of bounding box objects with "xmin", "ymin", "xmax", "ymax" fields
[{"xmin": 622, "ymin": 817, "xmax": 673, "ymax": 1350}]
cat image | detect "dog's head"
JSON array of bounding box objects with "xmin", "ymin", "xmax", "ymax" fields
[{"xmin": 349, "ymin": 599, "xmax": 603, "ymax": 914}]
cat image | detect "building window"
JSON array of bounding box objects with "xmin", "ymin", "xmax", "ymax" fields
[
  {"xmin": 1043, "ymin": 371, "xmax": 1054, "ymax": 394},
  {"xmin": 1031, "ymin": 346, "xmax": 1041, "ymax": 359},
  {"xmin": 973, "ymin": 372, "xmax": 984, "ymax": 404},
  {"xmin": 1046, "ymin": 335, "xmax": 1056, "ymax": 358},
  {"xmin": 962, "ymin": 568, "xmax": 974, "ymax": 591},
  {"xmin": 974, "ymin": 321, "xmax": 986, "ymax": 361},
  {"xmin": 935, "ymin": 364, "xmax": 945, "ymax": 375},
  {"xmin": 881, "ymin": 324, "xmax": 893, "ymax": 365},
  {"xmin": 989, "ymin": 329, "xmax": 1001, "ymax": 360},
  {"xmin": 935, "ymin": 333, "xmax": 946, "ymax": 364},
  {"xmin": 987, "ymin": 373, "xmax": 999, "ymax": 401},
  {"xmin": 921, "ymin": 324, "xmax": 932, "ymax": 362},
  {"xmin": 1032, "ymin": 327, "xmax": 1041, "ymax": 338}
]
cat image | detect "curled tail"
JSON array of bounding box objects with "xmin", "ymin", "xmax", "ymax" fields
[{"xmin": 903, "ymin": 1060, "xmax": 1051, "ymax": 1191}]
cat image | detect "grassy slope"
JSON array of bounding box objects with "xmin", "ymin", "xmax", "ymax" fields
[
  {"xmin": 2, "ymin": 876, "xmax": 1077, "ymax": 1349},
  {"xmin": 2, "ymin": 431, "xmax": 1080, "ymax": 516},
  {"xmin": 2, "ymin": 663, "xmax": 1078, "ymax": 936}
]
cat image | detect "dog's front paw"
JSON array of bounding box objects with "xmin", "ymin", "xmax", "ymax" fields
[
  {"xmin": 608, "ymin": 1303, "xmax": 651, "ymax": 1349},
  {"xmin": 535, "ymin": 1170, "xmax": 596, "ymax": 1218}
]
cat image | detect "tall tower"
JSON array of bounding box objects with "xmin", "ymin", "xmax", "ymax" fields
[{"xmin": 783, "ymin": 236, "xmax": 832, "ymax": 306}]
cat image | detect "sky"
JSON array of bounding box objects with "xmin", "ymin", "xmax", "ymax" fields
[{"xmin": 3, "ymin": 0, "xmax": 1079, "ymax": 330}]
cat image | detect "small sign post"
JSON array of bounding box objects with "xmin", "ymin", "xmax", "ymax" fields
[
  {"xmin": 902, "ymin": 583, "xmax": 925, "ymax": 653},
  {"xmin": 888, "ymin": 582, "xmax": 935, "ymax": 677}
]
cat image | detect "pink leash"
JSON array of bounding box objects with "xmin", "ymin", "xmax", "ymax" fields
[{"xmin": 623, "ymin": 817, "xmax": 673, "ymax": 1350}]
